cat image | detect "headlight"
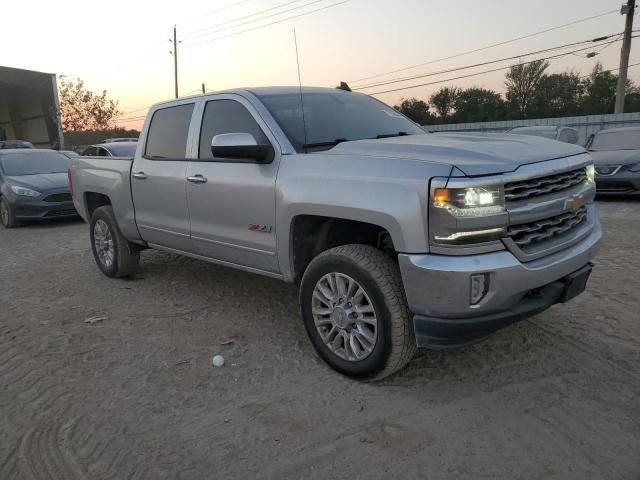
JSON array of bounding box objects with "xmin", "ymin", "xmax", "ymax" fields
[
  {"xmin": 433, "ymin": 186, "xmax": 505, "ymax": 217},
  {"xmin": 629, "ymin": 163, "xmax": 640, "ymax": 172},
  {"xmin": 586, "ymin": 164, "xmax": 595, "ymax": 183},
  {"xmin": 10, "ymin": 185, "xmax": 41, "ymax": 197}
]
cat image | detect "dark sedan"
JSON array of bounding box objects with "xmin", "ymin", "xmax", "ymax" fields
[
  {"xmin": 0, "ymin": 149, "xmax": 77, "ymax": 228},
  {"xmin": 81, "ymin": 142, "xmax": 137, "ymax": 157},
  {"xmin": 587, "ymin": 127, "xmax": 640, "ymax": 196}
]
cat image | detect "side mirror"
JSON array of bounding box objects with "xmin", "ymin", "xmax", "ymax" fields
[
  {"xmin": 211, "ymin": 133, "xmax": 273, "ymax": 162},
  {"xmin": 585, "ymin": 133, "xmax": 595, "ymax": 150}
]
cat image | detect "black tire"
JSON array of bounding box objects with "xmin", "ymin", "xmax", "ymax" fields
[
  {"xmin": 89, "ymin": 206, "xmax": 140, "ymax": 278},
  {"xmin": 300, "ymin": 244, "xmax": 416, "ymax": 380},
  {"xmin": 0, "ymin": 197, "xmax": 18, "ymax": 228}
]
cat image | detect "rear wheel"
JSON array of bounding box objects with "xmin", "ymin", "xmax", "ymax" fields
[
  {"xmin": 90, "ymin": 206, "xmax": 139, "ymax": 278},
  {"xmin": 300, "ymin": 244, "xmax": 416, "ymax": 380},
  {"xmin": 0, "ymin": 197, "xmax": 18, "ymax": 228}
]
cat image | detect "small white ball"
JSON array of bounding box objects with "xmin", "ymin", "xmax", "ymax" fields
[{"xmin": 212, "ymin": 355, "xmax": 225, "ymax": 367}]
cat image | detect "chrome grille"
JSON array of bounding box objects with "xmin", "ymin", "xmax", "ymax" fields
[
  {"xmin": 507, "ymin": 206, "xmax": 588, "ymax": 249},
  {"xmin": 504, "ymin": 167, "xmax": 587, "ymax": 202}
]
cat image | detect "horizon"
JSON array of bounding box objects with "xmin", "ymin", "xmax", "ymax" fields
[{"xmin": 4, "ymin": 0, "xmax": 638, "ymax": 129}]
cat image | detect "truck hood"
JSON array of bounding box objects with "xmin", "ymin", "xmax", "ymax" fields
[
  {"xmin": 326, "ymin": 132, "xmax": 587, "ymax": 176},
  {"xmin": 6, "ymin": 173, "xmax": 69, "ymax": 192},
  {"xmin": 589, "ymin": 149, "xmax": 640, "ymax": 166}
]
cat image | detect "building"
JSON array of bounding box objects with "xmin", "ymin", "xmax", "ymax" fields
[{"xmin": 0, "ymin": 66, "xmax": 64, "ymax": 149}]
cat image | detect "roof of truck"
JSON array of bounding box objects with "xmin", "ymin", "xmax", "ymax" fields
[{"xmin": 151, "ymin": 86, "xmax": 357, "ymax": 109}]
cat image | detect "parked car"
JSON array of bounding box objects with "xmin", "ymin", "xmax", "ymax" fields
[
  {"xmin": 0, "ymin": 149, "xmax": 77, "ymax": 228},
  {"xmin": 585, "ymin": 127, "xmax": 640, "ymax": 195},
  {"xmin": 81, "ymin": 142, "xmax": 138, "ymax": 157},
  {"xmin": 69, "ymin": 87, "xmax": 601, "ymax": 379},
  {"xmin": 103, "ymin": 138, "xmax": 139, "ymax": 143},
  {"xmin": 0, "ymin": 140, "xmax": 34, "ymax": 149},
  {"xmin": 59, "ymin": 150, "xmax": 80, "ymax": 158},
  {"xmin": 509, "ymin": 126, "xmax": 580, "ymax": 144}
]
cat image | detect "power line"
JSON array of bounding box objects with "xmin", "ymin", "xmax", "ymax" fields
[
  {"xmin": 182, "ymin": 0, "xmax": 329, "ymax": 41},
  {"xmin": 177, "ymin": 0, "xmax": 249, "ymax": 25},
  {"xmin": 181, "ymin": 0, "xmax": 354, "ymax": 49},
  {"xmin": 350, "ymin": 9, "xmax": 620, "ymax": 85},
  {"xmin": 367, "ymin": 37, "xmax": 635, "ymax": 96},
  {"xmin": 181, "ymin": 0, "xmax": 311, "ymax": 39},
  {"xmin": 355, "ymin": 33, "xmax": 622, "ymax": 91}
]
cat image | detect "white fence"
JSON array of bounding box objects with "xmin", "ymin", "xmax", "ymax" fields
[{"xmin": 425, "ymin": 112, "xmax": 640, "ymax": 146}]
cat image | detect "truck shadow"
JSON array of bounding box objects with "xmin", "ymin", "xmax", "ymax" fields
[{"xmin": 132, "ymin": 249, "xmax": 570, "ymax": 388}]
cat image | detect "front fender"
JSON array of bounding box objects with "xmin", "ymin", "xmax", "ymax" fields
[{"xmin": 275, "ymin": 154, "xmax": 452, "ymax": 280}]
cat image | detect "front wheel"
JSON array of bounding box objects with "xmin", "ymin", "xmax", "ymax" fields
[
  {"xmin": 0, "ymin": 197, "xmax": 18, "ymax": 228},
  {"xmin": 90, "ymin": 206, "xmax": 140, "ymax": 278},
  {"xmin": 300, "ymin": 244, "xmax": 416, "ymax": 380}
]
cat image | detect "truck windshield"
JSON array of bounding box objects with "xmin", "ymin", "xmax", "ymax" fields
[
  {"xmin": 590, "ymin": 131, "xmax": 640, "ymax": 151},
  {"xmin": 256, "ymin": 90, "xmax": 425, "ymax": 152},
  {"xmin": 0, "ymin": 152, "xmax": 70, "ymax": 176}
]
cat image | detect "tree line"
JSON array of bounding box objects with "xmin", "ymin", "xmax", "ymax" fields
[{"xmin": 394, "ymin": 61, "xmax": 640, "ymax": 125}]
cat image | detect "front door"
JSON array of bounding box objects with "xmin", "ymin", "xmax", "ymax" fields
[
  {"xmin": 131, "ymin": 102, "xmax": 195, "ymax": 252},
  {"xmin": 185, "ymin": 97, "xmax": 280, "ymax": 273}
]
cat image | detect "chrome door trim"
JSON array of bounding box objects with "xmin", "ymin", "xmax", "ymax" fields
[
  {"xmin": 137, "ymin": 224, "xmax": 190, "ymax": 239},
  {"xmin": 191, "ymin": 235, "xmax": 276, "ymax": 256},
  {"xmin": 147, "ymin": 243, "xmax": 284, "ymax": 280}
]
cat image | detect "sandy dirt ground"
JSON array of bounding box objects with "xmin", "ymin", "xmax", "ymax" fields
[{"xmin": 0, "ymin": 199, "xmax": 639, "ymax": 480}]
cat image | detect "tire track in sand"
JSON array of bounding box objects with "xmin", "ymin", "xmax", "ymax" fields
[{"xmin": 17, "ymin": 422, "xmax": 87, "ymax": 480}]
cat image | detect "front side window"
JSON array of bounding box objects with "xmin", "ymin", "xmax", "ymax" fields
[
  {"xmin": 145, "ymin": 103, "xmax": 194, "ymax": 159},
  {"xmin": 256, "ymin": 90, "xmax": 424, "ymax": 152},
  {"xmin": 198, "ymin": 99, "xmax": 269, "ymax": 160}
]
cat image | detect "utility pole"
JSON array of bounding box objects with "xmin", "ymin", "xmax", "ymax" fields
[
  {"xmin": 615, "ymin": 0, "xmax": 636, "ymax": 114},
  {"xmin": 202, "ymin": 83, "xmax": 206, "ymax": 94},
  {"xmin": 170, "ymin": 26, "xmax": 179, "ymax": 98}
]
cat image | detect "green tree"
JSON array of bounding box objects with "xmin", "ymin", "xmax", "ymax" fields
[
  {"xmin": 625, "ymin": 88, "xmax": 640, "ymax": 113},
  {"xmin": 59, "ymin": 78, "xmax": 121, "ymax": 131},
  {"xmin": 429, "ymin": 86, "xmax": 461, "ymax": 120},
  {"xmin": 453, "ymin": 87, "xmax": 506, "ymax": 123},
  {"xmin": 580, "ymin": 62, "xmax": 630, "ymax": 115},
  {"xmin": 394, "ymin": 98, "xmax": 434, "ymax": 125},
  {"xmin": 505, "ymin": 59, "xmax": 549, "ymax": 118},
  {"xmin": 531, "ymin": 71, "xmax": 583, "ymax": 118}
]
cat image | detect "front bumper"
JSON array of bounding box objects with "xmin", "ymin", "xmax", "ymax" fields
[
  {"xmin": 8, "ymin": 192, "xmax": 78, "ymax": 220},
  {"xmin": 596, "ymin": 170, "xmax": 640, "ymax": 195},
  {"xmin": 398, "ymin": 218, "xmax": 601, "ymax": 347}
]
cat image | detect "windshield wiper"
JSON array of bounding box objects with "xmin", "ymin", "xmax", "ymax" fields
[
  {"xmin": 375, "ymin": 132, "xmax": 409, "ymax": 139},
  {"xmin": 302, "ymin": 138, "xmax": 349, "ymax": 150}
]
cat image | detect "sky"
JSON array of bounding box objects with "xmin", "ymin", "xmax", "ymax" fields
[{"xmin": 3, "ymin": 0, "xmax": 638, "ymax": 129}]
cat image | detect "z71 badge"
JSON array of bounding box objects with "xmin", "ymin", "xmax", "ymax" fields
[{"xmin": 248, "ymin": 224, "xmax": 273, "ymax": 233}]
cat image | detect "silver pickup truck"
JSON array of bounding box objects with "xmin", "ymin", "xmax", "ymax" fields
[{"xmin": 69, "ymin": 87, "xmax": 601, "ymax": 379}]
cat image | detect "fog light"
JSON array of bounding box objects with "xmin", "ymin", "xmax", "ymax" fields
[{"xmin": 470, "ymin": 273, "xmax": 489, "ymax": 305}]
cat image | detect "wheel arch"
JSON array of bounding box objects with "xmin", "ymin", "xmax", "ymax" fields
[{"xmin": 288, "ymin": 214, "xmax": 397, "ymax": 285}]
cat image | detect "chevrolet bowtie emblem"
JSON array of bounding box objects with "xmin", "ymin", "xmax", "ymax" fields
[{"xmin": 566, "ymin": 194, "xmax": 585, "ymax": 211}]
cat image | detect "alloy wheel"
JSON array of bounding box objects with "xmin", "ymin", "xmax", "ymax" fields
[
  {"xmin": 93, "ymin": 219, "xmax": 115, "ymax": 268},
  {"xmin": 311, "ymin": 272, "xmax": 378, "ymax": 362}
]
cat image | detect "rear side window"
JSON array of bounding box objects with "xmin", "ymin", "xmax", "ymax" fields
[
  {"xmin": 198, "ymin": 100, "xmax": 269, "ymax": 160},
  {"xmin": 145, "ymin": 104, "xmax": 194, "ymax": 159}
]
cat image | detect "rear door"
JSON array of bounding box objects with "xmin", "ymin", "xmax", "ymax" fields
[
  {"xmin": 185, "ymin": 95, "xmax": 281, "ymax": 273},
  {"xmin": 131, "ymin": 101, "xmax": 196, "ymax": 251}
]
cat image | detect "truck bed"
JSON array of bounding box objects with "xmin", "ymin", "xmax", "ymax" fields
[{"xmin": 70, "ymin": 156, "xmax": 141, "ymax": 241}]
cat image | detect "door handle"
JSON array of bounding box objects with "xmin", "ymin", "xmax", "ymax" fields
[
  {"xmin": 187, "ymin": 175, "xmax": 208, "ymax": 184},
  {"xmin": 133, "ymin": 172, "xmax": 147, "ymax": 180}
]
